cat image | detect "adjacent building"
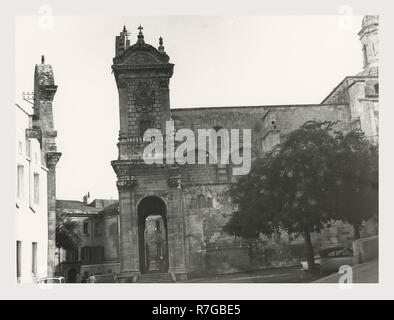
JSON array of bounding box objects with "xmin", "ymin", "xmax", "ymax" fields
[
  {"xmin": 55, "ymin": 197, "xmax": 119, "ymax": 282},
  {"xmin": 15, "ymin": 56, "xmax": 61, "ymax": 283}
]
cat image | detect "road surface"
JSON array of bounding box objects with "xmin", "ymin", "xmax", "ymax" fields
[{"xmin": 314, "ymin": 259, "xmax": 378, "ymax": 283}]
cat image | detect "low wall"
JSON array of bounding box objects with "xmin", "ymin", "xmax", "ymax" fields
[
  {"xmin": 205, "ymin": 245, "xmax": 251, "ymax": 274},
  {"xmin": 80, "ymin": 262, "xmax": 120, "ymax": 277},
  {"xmin": 352, "ymin": 235, "xmax": 378, "ymax": 264}
]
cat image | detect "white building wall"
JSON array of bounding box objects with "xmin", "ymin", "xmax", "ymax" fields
[{"xmin": 15, "ymin": 104, "xmax": 48, "ymax": 283}]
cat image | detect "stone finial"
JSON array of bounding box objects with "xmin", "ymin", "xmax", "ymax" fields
[
  {"xmin": 41, "ymin": 55, "xmax": 45, "ymax": 64},
  {"xmin": 362, "ymin": 15, "xmax": 379, "ymax": 29},
  {"xmin": 158, "ymin": 36, "xmax": 165, "ymax": 52},
  {"xmin": 123, "ymin": 25, "xmax": 127, "ymax": 33}
]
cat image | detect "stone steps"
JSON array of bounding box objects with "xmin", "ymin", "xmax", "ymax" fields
[{"xmin": 136, "ymin": 272, "xmax": 174, "ymax": 283}]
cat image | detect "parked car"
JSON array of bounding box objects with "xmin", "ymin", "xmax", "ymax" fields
[
  {"xmin": 36, "ymin": 277, "xmax": 66, "ymax": 284},
  {"xmin": 301, "ymin": 246, "xmax": 354, "ymax": 274}
]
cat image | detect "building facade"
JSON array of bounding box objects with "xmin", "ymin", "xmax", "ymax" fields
[
  {"xmin": 16, "ymin": 56, "xmax": 61, "ymax": 283},
  {"xmin": 110, "ymin": 17, "xmax": 378, "ymax": 282},
  {"xmin": 16, "ymin": 102, "xmax": 49, "ymax": 283},
  {"xmin": 57, "ymin": 16, "xmax": 378, "ymax": 282},
  {"xmin": 55, "ymin": 198, "xmax": 119, "ymax": 282}
]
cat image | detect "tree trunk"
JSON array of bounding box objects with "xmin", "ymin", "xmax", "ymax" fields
[
  {"xmin": 303, "ymin": 226, "xmax": 315, "ymax": 273},
  {"xmin": 353, "ymin": 223, "xmax": 361, "ymax": 240}
]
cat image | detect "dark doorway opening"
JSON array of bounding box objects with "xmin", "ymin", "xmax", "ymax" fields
[
  {"xmin": 67, "ymin": 268, "xmax": 77, "ymax": 283},
  {"xmin": 137, "ymin": 196, "xmax": 169, "ymax": 274}
]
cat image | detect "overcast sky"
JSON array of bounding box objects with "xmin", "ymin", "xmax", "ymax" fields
[{"xmin": 15, "ymin": 15, "xmax": 364, "ymax": 201}]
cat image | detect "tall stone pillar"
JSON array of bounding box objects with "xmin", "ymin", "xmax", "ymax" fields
[
  {"xmin": 32, "ymin": 56, "xmax": 61, "ymax": 277},
  {"xmin": 46, "ymin": 152, "xmax": 61, "ymax": 277},
  {"xmin": 167, "ymin": 168, "xmax": 187, "ymax": 279},
  {"xmin": 112, "ymin": 161, "xmax": 140, "ymax": 282}
]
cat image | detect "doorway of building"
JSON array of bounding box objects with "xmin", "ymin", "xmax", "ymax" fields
[
  {"xmin": 67, "ymin": 268, "xmax": 77, "ymax": 283},
  {"xmin": 137, "ymin": 196, "xmax": 169, "ymax": 274}
]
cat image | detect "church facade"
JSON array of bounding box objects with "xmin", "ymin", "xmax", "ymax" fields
[{"xmin": 57, "ymin": 16, "xmax": 378, "ymax": 282}]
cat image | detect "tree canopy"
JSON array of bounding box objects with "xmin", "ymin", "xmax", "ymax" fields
[
  {"xmin": 329, "ymin": 129, "xmax": 378, "ymax": 238},
  {"xmin": 225, "ymin": 121, "xmax": 378, "ymax": 271},
  {"xmin": 56, "ymin": 214, "xmax": 81, "ymax": 250}
]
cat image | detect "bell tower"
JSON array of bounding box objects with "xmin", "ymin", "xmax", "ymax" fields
[
  {"xmin": 358, "ymin": 15, "xmax": 379, "ymax": 76},
  {"xmin": 112, "ymin": 25, "xmax": 174, "ymax": 160},
  {"xmin": 111, "ymin": 26, "xmax": 187, "ymax": 282}
]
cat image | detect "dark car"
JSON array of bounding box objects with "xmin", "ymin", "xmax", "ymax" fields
[{"xmin": 301, "ymin": 246, "xmax": 354, "ymax": 274}]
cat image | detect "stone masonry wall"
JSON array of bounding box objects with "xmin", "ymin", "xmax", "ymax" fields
[{"xmin": 170, "ymin": 103, "xmax": 354, "ymax": 275}]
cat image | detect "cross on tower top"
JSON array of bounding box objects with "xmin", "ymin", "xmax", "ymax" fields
[{"xmin": 136, "ymin": 25, "xmax": 145, "ymax": 44}]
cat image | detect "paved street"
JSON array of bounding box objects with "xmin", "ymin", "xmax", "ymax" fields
[
  {"xmin": 180, "ymin": 266, "xmax": 319, "ymax": 283},
  {"xmin": 179, "ymin": 260, "xmax": 378, "ymax": 283},
  {"xmin": 314, "ymin": 259, "xmax": 378, "ymax": 283}
]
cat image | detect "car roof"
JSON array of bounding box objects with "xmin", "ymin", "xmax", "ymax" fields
[{"xmin": 318, "ymin": 246, "xmax": 347, "ymax": 253}]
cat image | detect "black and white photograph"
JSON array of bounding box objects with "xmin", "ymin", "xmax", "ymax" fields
[
  {"xmin": 14, "ymin": 13, "xmax": 379, "ymax": 285},
  {"xmin": 2, "ymin": 0, "xmax": 393, "ymax": 305}
]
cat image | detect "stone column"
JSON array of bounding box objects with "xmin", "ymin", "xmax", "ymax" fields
[
  {"xmin": 46, "ymin": 151, "xmax": 61, "ymax": 277},
  {"xmin": 112, "ymin": 161, "xmax": 140, "ymax": 282},
  {"xmin": 117, "ymin": 186, "xmax": 139, "ymax": 276},
  {"xmin": 167, "ymin": 168, "xmax": 187, "ymax": 280}
]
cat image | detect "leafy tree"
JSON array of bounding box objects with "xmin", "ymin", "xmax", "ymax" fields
[
  {"xmin": 330, "ymin": 129, "xmax": 378, "ymax": 239},
  {"xmin": 225, "ymin": 121, "xmax": 338, "ymax": 272},
  {"xmin": 56, "ymin": 214, "xmax": 81, "ymax": 250},
  {"xmin": 225, "ymin": 121, "xmax": 378, "ymax": 272}
]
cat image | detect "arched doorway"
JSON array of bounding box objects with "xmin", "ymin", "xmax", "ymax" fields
[{"xmin": 137, "ymin": 196, "xmax": 169, "ymax": 274}]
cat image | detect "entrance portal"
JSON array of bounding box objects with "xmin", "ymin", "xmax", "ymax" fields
[
  {"xmin": 67, "ymin": 268, "xmax": 77, "ymax": 283},
  {"xmin": 137, "ymin": 196, "xmax": 169, "ymax": 274}
]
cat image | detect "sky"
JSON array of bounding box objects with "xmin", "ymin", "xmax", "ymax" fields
[{"xmin": 15, "ymin": 15, "xmax": 364, "ymax": 201}]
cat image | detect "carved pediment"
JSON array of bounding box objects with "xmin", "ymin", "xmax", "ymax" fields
[
  {"xmin": 114, "ymin": 43, "xmax": 170, "ymax": 66},
  {"xmin": 112, "ymin": 41, "xmax": 174, "ymax": 85},
  {"xmin": 123, "ymin": 52, "xmax": 162, "ymax": 66}
]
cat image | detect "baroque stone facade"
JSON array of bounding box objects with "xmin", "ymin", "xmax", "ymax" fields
[
  {"xmin": 106, "ymin": 17, "xmax": 379, "ymax": 281},
  {"xmin": 57, "ymin": 17, "xmax": 379, "ymax": 282}
]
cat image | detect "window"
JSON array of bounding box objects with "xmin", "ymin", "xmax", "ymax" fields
[
  {"xmin": 81, "ymin": 246, "xmax": 91, "ymax": 264},
  {"xmin": 25, "ymin": 139, "xmax": 31, "ymax": 158},
  {"xmin": 375, "ymin": 84, "xmax": 379, "ymax": 95},
  {"xmin": 190, "ymin": 198, "xmax": 197, "ymax": 209},
  {"xmin": 32, "ymin": 242, "xmax": 37, "ymax": 276},
  {"xmin": 17, "ymin": 165, "xmax": 24, "ymax": 199},
  {"xmin": 33, "ymin": 173, "xmax": 39, "ymax": 204},
  {"xmin": 363, "ymin": 44, "xmax": 368, "ymax": 66},
  {"xmin": 155, "ymin": 220, "xmax": 161, "ymax": 231},
  {"xmin": 140, "ymin": 120, "xmax": 152, "ymax": 138},
  {"xmin": 66, "ymin": 247, "xmax": 79, "ymax": 262},
  {"xmin": 198, "ymin": 195, "xmax": 206, "ymax": 209},
  {"xmin": 207, "ymin": 197, "xmax": 213, "ymax": 208},
  {"xmin": 92, "ymin": 246, "xmax": 104, "ymax": 263},
  {"xmin": 16, "ymin": 241, "xmax": 22, "ymax": 279},
  {"xmin": 83, "ymin": 222, "xmax": 89, "ymax": 235}
]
